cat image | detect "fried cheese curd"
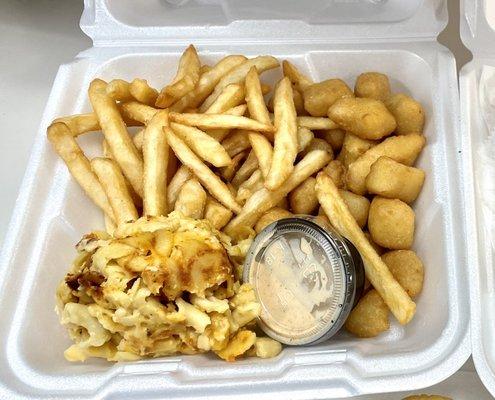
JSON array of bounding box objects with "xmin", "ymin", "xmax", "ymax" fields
[{"xmin": 56, "ymin": 212, "xmax": 280, "ymax": 362}]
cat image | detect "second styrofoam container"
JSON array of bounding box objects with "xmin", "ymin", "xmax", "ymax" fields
[{"xmin": 0, "ymin": 0, "xmax": 470, "ymax": 398}]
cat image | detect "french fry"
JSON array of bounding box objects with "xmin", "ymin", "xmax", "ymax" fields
[
  {"xmin": 297, "ymin": 116, "xmax": 339, "ymax": 130},
  {"xmin": 106, "ymin": 79, "xmax": 133, "ymax": 102},
  {"xmin": 165, "ymin": 128, "xmax": 242, "ymax": 213},
  {"xmin": 104, "ymin": 213, "xmax": 116, "ymax": 235},
  {"xmin": 265, "ymin": 77, "xmax": 298, "ymax": 190},
  {"xmin": 91, "ymin": 157, "xmax": 138, "ymax": 226},
  {"xmin": 245, "ymin": 66, "xmax": 271, "ymax": 126},
  {"xmin": 170, "ymin": 122, "xmax": 231, "ymax": 167},
  {"xmin": 47, "ymin": 122, "xmax": 114, "ymax": 221},
  {"xmin": 167, "ymin": 165, "xmax": 192, "ymax": 210},
  {"xmin": 219, "ymin": 151, "xmax": 247, "ymax": 181},
  {"xmin": 222, "ymin": 130, "xmax": 251, "ymax": 157},
  {"xmin": 206, "ymin": 104, "xmax": 248, "ymax": 142},
  {"xmin": 174, "ymin": 178, "xmax": 207, "ymax": 219},
  {"xmin": 315, "ymin": 172, "xmax": 416, "ymax": 325},
  {"xmin": 156, "ymin": 45, "xmax": 201, "ymax": 108},
  {"xmin": 132, "ymin": 128, "xmax": 145, "ymax": 152},
  {"xmin": 204, "ymin": 195, "xmax": 233, "ymax": 230},
  {"xmin": 88, "ymin": 80, "xmax": 144, "ymax": 197},
  {"xmin": 224, "ymin": 149, "xmax": 331, "ymax": 238},
  {"xmin": 297, "ymin": 127, "xmax": 315, "ymax": 153},
  {"xmin": 53, "ymin": 112, "xmax": 142, "ymax": 136},
  {"xmin": 236, "ymin": 169, "xmax": 264, "ymax": 205},
  {"xmin": 248, "ymin": 132, "xmax": 273, "ymax": 179},
  {"xmin": 282, "ymin": 60, "xmax": 313, "ymax": 91},
  {"xmin": 231, "ymin": 151, "xmax": 259, "ymax": 188},
  {"xmin": 200, "ymin": 65, "xmax": 212, "ymax": 75},
  {"xmin": 169, "ymin": 112, "xmax": 274, "ymax": 133},
  {"xmin": 102, "ymin": 139, "xmax": 142, "ymax": 208},
  {"xmin": 204, "ymin": 83, "xmax": 245, "ymax": 114},
  {"xmin": 120, "ymin": 101, "xmax": 158, "ymax": 125},
  {"xmin": 169, "ymin": 55, "xmax": 247, "ymax": 112},
  {"xmin": 143, "ymin": 110, "xmax": 169, "ymax": 217},
  {"xmin": 129, "ymin": 78, "xmax": 159, "ymax": 106},
  {"xmin": 200, "ymin": 56, "xmax": 279, "ymax": 112}
]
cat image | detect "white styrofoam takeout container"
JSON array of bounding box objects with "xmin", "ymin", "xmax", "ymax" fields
[
  {"xmin": 0, "ymin": 0, "xmax": 471, "ymax": 398},
  {"xmin": 460, "ymin": 0, "xmax": 495, "ymax": 397}
]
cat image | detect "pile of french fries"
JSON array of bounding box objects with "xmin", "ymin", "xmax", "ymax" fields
[{"xmin": 48, "ymin": 44, "xmax": 428, "ymax": 341}]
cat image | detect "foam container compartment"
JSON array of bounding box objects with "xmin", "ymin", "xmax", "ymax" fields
[
  {"xmin": 0, "ymin": 0, "xmax": 471, "ymax": 398},
  {"xmin": 461, "ymin": 0, "xmax": 495, "ymax": 397}
]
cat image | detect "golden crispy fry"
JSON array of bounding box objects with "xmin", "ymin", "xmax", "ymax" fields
[
  {"xmin": 252, "ymin": 337, "xmax": 282, "ymax": 359},
  {"xmin": 143, "ymin": 110, "xmax": 169, "ymax": 217},
  {"xmin": 120, "ymin": 101, "xmax": 158, "ymax": 125},
  {"xmin": 303, "ymin": 79, "xmax": 354, "ymax": 117},
  {"xmin": 89, "ymin": 80, "xmax": 144, "ymax": 197},
  {"xmin": 354, "ymin": 72, "xmax": 391, "ymax": 101},
  {"xmin": 169, "ymin": 55, "xmax": 247, "ymax": 112},
  {"xmin": 236, "ymin": 169, "xmax": 264, "ymax": 205},
  {"xmin": 315, "ymin": 172, "xmax": 416, "ymax": 324},
  {"xmin": 317, "ymin": 128, "xmax": 345, "ymax": 152},
  {"xmin": 204, "ymin": 195, "xmax": 233, "ymax": 230},
  {"xmin": 289, "ymin": 177, "xmax": 318, "ymax": 215},
  {"xmin": 339, "ymin": 133, "xmax": 377, "ymax": 168},
  {"xmin": 200, "ymin": 56, "xmax": 279, "ymax": 112},
  {"xmin": 129, "ymin": 78, "xmax": 159, "ymax": 106},
  {"xmin": 245, "ymin": 66, "xmax": 271, "ymax": 126},
  {"xmin": 174, "ymin": 178, "xmax": 207, "ymax": 219},
  {"xmin": 265, "ymin": 77, "xmax": 298, "ymax": 190},
  {"xmin": 322, "ymin": 160, "xmax": 345, "ymax": 189},
  {"xmin": 200, "ymin": 65, "xmax": 211, "ymax": 75},
  {"xmin": 255, "ymin": 207, "xmax": 293, "ymax": 233},
  {"xmin": 106, "ymin": 79, "xmax": 133, "ymax": 102},
  {"xmin": 292, "ymin": 86, "xmax": 306, "ymax": 115},
  {"xmin": 204, "ymin": 83, "xmax": 245, "ymax": 114},
  {"xmin": 156, "ymin": 45, "xmax": 200, "ymax": 108},
  {"xmin": 296, "ymin": 127, "xmax": 314, "ymax": 153},
  {"xmin": 338, "ymin": 189, "xmax": 370, "ymax": 229},
  {"xmin": 224, "ymin": 149, "xmax": 331, "ymax": 239},
  {"xmin": 328, "ymin": 97, "xmax": 396, "ymax": 140},
  {"xmin": 385, "ymin": 93, "xmax": 425, "ymax": 135},
  {"xmin": 282, "ymin": 60, "xmax": 313, "ymax": 91},
  {"xmin": 132, "ymin": 128, "xmax": 145, "ymax": 152},
  {"xmin": 167, "ymin": 165, "xmax": 192, "ymax": 210},
  {"xmin": 248, "ymin": 132, "xmax": 273, "ymax": 179},
  {"xmin": 206, "ymin": 104, "xmax": 248, "ymax": 142},
  {"xmin": 215, "ymin": 330, "xmax": 256, "ymax": 362},
  {"xmin": 368, "ymin": 197, "xmax": 415, "ymax": 250},
  {"xmin": 222, "ymin": 130, "xmax": 251, "ymax": 157},
  {"xmin": 382, "ymin": 250, "xmax": 424, "ymax": 298},
  {"xmin": 366, "ymin": 156, "xmax": 425, "ymax": 203},
  {"xmin": 169, "ymin": 112, "xmax": 274, "ymax": 133},
  {"xmin": 345, "ymin": 289, "xmax": 389, "ymax": 338},
  {"xmin": 346, "ymin": 134, "xmax": 426, "ymax": 195},
  {"xmin": 53, "ymin": 112, "xmax": 142, "ymax": 137},
  {"xmin": 219, "ymin": 151, "xmax": 247, "ymax": 181},
  {"xmin": 170, "ymin": 122, "xmax": 231, "ymax": 167},
  {"xmin": 47, "ymin": 123, "xmax": 114, "ymax": 220},
  {"xmin": 165, "ymin": 128, "xmax": 242, "ymax": 213},
  {"xmin": 104, "ymin": 213, "xmax": 116, "ymax": 235},
  {"xmin": 300, "ymin": 138, "xmax": 334, "ymax": 159},
  {"xmin": 364, "ymin": 231, "xmax": 384, "ymax": 255},
  {"xmin": 91, "ymin": 157, "xmax": 138, "ymax": 225},
  {"xmin": 102, "ymin": 139, "xmax": 142, "ymax": 208},
  {"xmin": 231, "ymin": 151, "xmax": 259, "ymax": 188},
  {"xmin": 297, "ymin": 116, "xmax": 339, "ymax": 130}
]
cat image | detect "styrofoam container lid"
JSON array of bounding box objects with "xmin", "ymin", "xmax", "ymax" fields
[
  {"xmin": 0, "ymin": 0, "xmax": 472, "ymax": 398},
  {"xmin": 460, "ymin": 0, "xmax": 495, "ymax": 397}
]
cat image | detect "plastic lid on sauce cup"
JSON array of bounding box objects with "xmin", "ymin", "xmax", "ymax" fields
[{"xmin": 243, "ymin": 216, "xmax": 364, "ymax": 346}]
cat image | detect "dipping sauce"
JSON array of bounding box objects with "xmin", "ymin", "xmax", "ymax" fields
[{"xmin": 243, "ymin": 216, "xmax": 364, "ymax": 345}]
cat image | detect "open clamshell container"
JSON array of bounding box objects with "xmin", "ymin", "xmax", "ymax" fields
[
  {"xmin": 0, "ymin": 0, "xmax": 470, "ymax": 398},
  {"xmin": 461, "ymin": 0, "xmax": 495, "ymax": 397}
]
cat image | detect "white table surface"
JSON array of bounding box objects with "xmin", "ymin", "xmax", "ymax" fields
[{"xmin": 0, "ymin": 0, "xmax": 489, "ymax": 399}]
